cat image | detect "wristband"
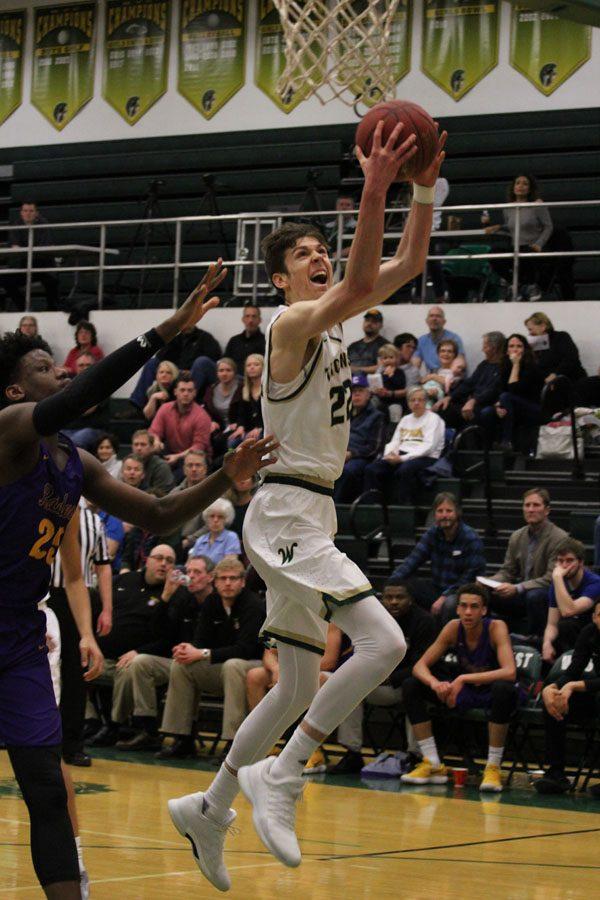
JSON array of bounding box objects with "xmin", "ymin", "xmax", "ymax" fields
[
  {"xmin": 141, "ymin": 327, "xmax": 166, "ymax": 354},
  {"xmin": 413, "ymin": 184, "xmax": 435, "ymax": 205}
]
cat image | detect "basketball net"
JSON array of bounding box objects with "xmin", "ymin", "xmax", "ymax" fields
[{"xmin": 272, "ymin": 0, "xmax": 401, "ymax": 107}]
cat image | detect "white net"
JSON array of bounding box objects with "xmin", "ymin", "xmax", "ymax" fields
[{"xmin": 272, "ymin": 0, "xmax": 402, "ymax": 107}]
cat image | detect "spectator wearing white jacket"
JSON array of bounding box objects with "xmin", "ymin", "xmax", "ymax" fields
[{"xmin": 364, "ymin": 386, "xmax": 445, "ymax": 502}]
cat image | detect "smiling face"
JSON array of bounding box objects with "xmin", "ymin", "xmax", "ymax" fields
[
  {"xmin": 272, "ymin": 236, "xmax": 333, "ymax": 303},
  {"xmin": 4, "ymin": 349, "xmax": 67, "ymax": 406},
  {"xmin": 437, "ymin": 342, "xmax": 457, "ymax": 367},
  {"xmin": 96, "ymin": 438, "xmax": 115, "ymax": 462}
]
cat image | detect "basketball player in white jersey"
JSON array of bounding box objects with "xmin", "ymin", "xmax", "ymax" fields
[{"xmin": 168, "ymin": 121, "xmax": 447, "ymax": 891}]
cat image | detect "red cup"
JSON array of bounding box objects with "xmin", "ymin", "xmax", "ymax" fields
[{"xmin": 452, "ymin": 767, "xmax": 468, "ymax": 787}]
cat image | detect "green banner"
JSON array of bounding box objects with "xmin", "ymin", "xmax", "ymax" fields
[
  {"xmin": 0, "ymin": 10, "xmax": 25, "ymax": 126},
  {"xmin": 31, "ymin": 3, "xmax": 96, "ymax": 130},
  {"xmin": 255, "ymin": 0, "xmax": 315, "ymax": 113},
  {"xmin": 335, "ymin": 0, "xmax": 412, "ymax": 107},
  {"xmin": 103, "ymin": 1, "xmax": 170, "ymax": 124},
  {"xmin": 510, "ymin": 7, "xmax": 591, "ymax": 95},
  {"xmin": 422, "ymin": 0, "xmax": 498, "ymax": 101},
  {"xmin": 178, "ymin": 0, "xmax": 246, "ymax": 119}
]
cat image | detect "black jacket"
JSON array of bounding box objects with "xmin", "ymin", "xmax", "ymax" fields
[
  {"xmin": 158, "ymin": 588, "xmax": 218, "ymax": 646},
  {"xmin": 533, "ymin": 331, "xmax": 586, "ymax": 382},
  {"xmin": 98, "ymin": 570, "xmax": 172, "ymax": 659},
  {"xmin": 225, "ymin": 331, "xmax": 266, "ymax": 372},
  {"xmin": 500, "ymin": 359, "xmax": 544, "ymax": 404},
  {"xmin": 192, "ymin": 589, "xmax": 265, "ymax": 663},
  {"xmin": 450, "ymin": 359, "xmax": 502, "ymax": 408},
  {"xmin": 388, "ymin": 605, "xmax": 438, "ymax": 688},
  {"xmin": 157, "ymin": 327, "xmax": 222, "ymax": 369},
  {"xmin": 555, "ymin": 622, "xmax": 600, "ymax": 693}
]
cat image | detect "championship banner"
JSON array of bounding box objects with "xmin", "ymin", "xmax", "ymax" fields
[
  {"xmin": 0, "ymin": 10, "xmax": 25, "ymax": 127},
  {"xmin": 178, "ymin": 0, "xmax": 246, "ymax": 120},
  {"xmin": 335, "ymin": 0, "xmax": 412, "ymax": 108},
  {"xmin": 421, "ymin": 0, "xmax": 498, "ymax": 101},
  {"xmin": 104, "ymin": 0, "xmax": 170, "ymax": 124},
  {"xmin": 31, "ymin": 3, "xmax": 96, "ymax": 130},
  {"xmin": 255, "ymin": 0, "xmax": 319, "ymax": 113},
  {"xmin": 510, "ymin": 7, "xmax": 591, "ymax": 96}
]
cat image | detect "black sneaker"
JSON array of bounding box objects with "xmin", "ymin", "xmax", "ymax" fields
[
  {"xmin": 326, "ymin": 749, "xmax": 364, "ymax": 775},
  {"xmin": 115, "ymin": 730, "xmax": 161, "ymax": 751},
  {"xmin": 534, "ymin": 770, "xmax": 571, "ymax": 794},
  {"xmin": 155, "ymin": 737, "xmax": 197, "ymax": 760},
  {"xmin": 88, "ymin": 724, "xmax": 120, "ymax": 747}
]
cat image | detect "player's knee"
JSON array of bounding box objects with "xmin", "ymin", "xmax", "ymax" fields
[
  {"xmin": 26, "ymin": 766, "xmax": 67, "ymax": 820},
  {"xmin": 378, "ymin": 622, "xmax": 407, "ymax": 671}
]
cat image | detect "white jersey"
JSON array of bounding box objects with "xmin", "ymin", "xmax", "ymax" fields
[{"xmin": 261, "ymin": 306, "xmax": 351, "ymax": 483}]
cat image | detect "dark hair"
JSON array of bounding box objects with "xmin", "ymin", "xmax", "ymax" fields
[
  {"xmin": 433, "ymin": 491, "xmax": 461, "ymax": 516},
  {"xmin": 75, "ymin": 320, "xmax": 97, "ymax": 347},
  {"xmin": 383, "ymin": 577, "xmax": 414, "ymax": 600},
  {"xmin": 507, "ymin": 174, "xmax": 540, "ymax": 202},
  {"xmin": 554, "ymin": 537, "xmax": 585, "ymax": 562},
  {"xmin": 0, "ymin": 331, "xmax": 51, "ymax": 409},
  {"xmin": 504, "ymin": 333, "xmax": 536, "ymax": 368},
  {"xmin": 92, "ymin": 432, "xmax": 120, "ymax": 456},
  {"xmin": 174, "ymin": 370, "xmax": 196, "ymax": 388},
  {"xmin": 187, "ymin": 553, "xmax": 215, "ymax": 573},
  {"xmin": 261, "ymin": 222, "xmax": 328, "ymax": 284},
  {"xmin": 122, "ymin": 453, "xmax": 145, "ymax": 467},
  {"xmin": 523, "ymin": 486, "xmax": 550, "ymax": 506},
  {"xmin": 393, "ymin": 332, "xmax": 418, "ymax": 349},
  {"xmin": 457, "ymin": 582, "xmax": 489, "ymax": 606},
  {"xmin": 242, "ymin": 301, "xmax": 260, "ymax": 311}
]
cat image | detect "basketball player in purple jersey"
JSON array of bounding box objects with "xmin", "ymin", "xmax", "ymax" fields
[{"xmin": 0, "ymin": 263, "xmax": 277, "ymax": 899}]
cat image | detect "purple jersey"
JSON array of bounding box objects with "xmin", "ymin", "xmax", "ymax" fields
[
  {"xmin": 455, "ymin": 617, "xmax": 498, "ymax": 690},
  {"xmin": 0, "ymin": 435, "xmax": 83, "ymax": 623}
]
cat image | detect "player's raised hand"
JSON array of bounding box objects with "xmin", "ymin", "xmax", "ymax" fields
[
  {"xmin": 413, "ymin": 129, "xmax": 448, "ymax": 188},
  {"xmin": 157, "ymin": 259, "xmax": 228, "ymax": 341},
  {"xmin": 223, "ymin": 434, "xmax": 280, "ymax": 482},
  {"xmin": 355, "ymin": 120, "xmax": 417, "ymax": 192},
  {"xmin": 80, "ymin": 633, "xmax": 104, "ymax": 681}
]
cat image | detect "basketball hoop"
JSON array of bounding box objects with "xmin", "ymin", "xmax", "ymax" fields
[{"xmin": 272, "ymin": 0, "xmax": 401, "ymax": 107}]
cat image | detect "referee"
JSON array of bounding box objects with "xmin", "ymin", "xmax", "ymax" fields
[{"xmin": 48, "ymin": 499, "xmax": 113, "ymax": 766}]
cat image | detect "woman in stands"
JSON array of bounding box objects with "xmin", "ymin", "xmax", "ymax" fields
[
  {"xmin": 63, "ymin": 320, "xmax": 104, "ymax": 374},
  {"xmin": 203, "ymin": 357, "xmax": 244, "ymax": 457},
  {"xmin": 493, "ymin": 333, "xmax": 544, "ymax": 452},
  {"xmin": 143, "ymin": 359, "xmax": 179, "ymax": 421},
  {"xmin": 424, "ymin": 339, "xmax": 465, "ymax": 410},
  {"xmin": 189, "ymin": 498, "xmax": 241, "ymax": 564},
  {"xmin": 93, "ymin": 432, "xmax": 121, "ymax": 479},
  {"xmin": 228, "ymin": 354, "xmax": 264, "ymax": 446},
  {"xmin": 525, "ymin": 312, "xmax": 586, "ymax": 384},
  {"xmin": 483, "ymin": 174, "xmax": 553, "ymax": 301}
]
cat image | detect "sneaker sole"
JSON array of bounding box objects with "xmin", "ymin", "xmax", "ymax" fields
[
  {"xmin": 303, "ymin": 765, "xmax": 327, "ymax": 775},
  {"xmin": 401, "ymin": 775, "xmax": 448, "ymax": 785},
  {"xmin": 238, "ymin": 766, "xmax": 301, "ymax": 868},
  {"xmin": 479, "ymin": 784, "xmax": 503, "ymax": 793},
  {"xmin": 167, "ymin": 799, "xmax": 230, "ymax": 892}
]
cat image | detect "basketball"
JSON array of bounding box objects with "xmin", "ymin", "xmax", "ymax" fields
[{"xmin": 355, "ymin": 100, "xmax": 439, "ymax": 180}]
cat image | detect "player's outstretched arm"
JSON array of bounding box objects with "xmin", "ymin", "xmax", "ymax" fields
[
  {"xmin": 80, "ymin": 434, "xmax": 278, "ymax": 535},
  {"xmin": 0, "ymin": 262, "xmax": 226, "ymax": 458}
]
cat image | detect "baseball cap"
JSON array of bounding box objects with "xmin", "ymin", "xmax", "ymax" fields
[
  {"xmin": 351, "ymin": 373, "xmax": 369, "ymax": 388},
  {"xmin": 364, "ymin": 309, "xmax": 383, "ymax": 322}
]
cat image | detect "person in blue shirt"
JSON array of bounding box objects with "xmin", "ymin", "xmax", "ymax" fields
[
  {"xmin": 412, "ymin": 306, "xmax": 465, "ymax": 374},
  {"xmin": 542, "ymin": 537, "xmax": 600, "ymax": 663},
  {"xmin": 391, "ymin": 492, "xmax": 486, "ymax": 621},
  {"xmin": 333, "ymin": 374, "xmax": 385, "ymax": 503},
  {"xmin": 96, "ymin": 507, "xmax": 125, "ymax": 574},
  {"xmin": 190, "ymin": 498, "xmax": 241, "ymax": 564}
]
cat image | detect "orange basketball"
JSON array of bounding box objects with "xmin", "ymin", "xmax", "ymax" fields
[{"xmin": 355, "ymin": 100, "xmax": 439, "ymax": 180}]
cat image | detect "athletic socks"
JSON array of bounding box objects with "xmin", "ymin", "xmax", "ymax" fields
[
  {"xmin": 487, "ymin": 746, "xmax": 504, "ymax": 767},
  {"xmin": 202, "ymin": 764, "xmax": 239, "ymax": 823},
  {"xmin": 417, "ymin": 737, "xmax": 441, "ymax": 767},
  {"xmin": 270, "ymin": 726, "xmax": 320, "ymax": 781}
]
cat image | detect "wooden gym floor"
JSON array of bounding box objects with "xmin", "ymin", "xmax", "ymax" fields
[{"xmin": 0, "ymin": 749, "xmax": 598, "ymax": 899}]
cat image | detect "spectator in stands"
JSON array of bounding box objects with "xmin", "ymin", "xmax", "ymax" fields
[
  {"xmin": 119, "ymin": 454, "xmax": 146, "ymax": 490},
  {"xmin": 131, "ymin": 429, "xmax": 175, "ymax": 498},
  {"xmin": 483, "ymin": 174, "xmax": 552, "ymax": 301},
  {"xmin": 542, "ymin": 538, "xmax": 600, "ymax": 663},
  {"xmin": 401, "ymin": 583, "xmax": 520, "ymax": 793},
  {"xmin": 123, "ymin": 323, "xmax": 222, "ymax": 417},
  {"xmin": 364, "ymin": 386, "xmax": 445, "ymax": 502},
  {"xmin": 491, "ymin": 333, "xmax": 544, "ymax": 451},
  {"xmin": 425, "ymin": 338, "xmax": 466, "ymax": 409},
  {"xmin": 149, "ymin": 371, "xmax": 213, "ymax": 472},
  {"xmin": 62, "ymin": 351, "xmax": 110, "ymax": 449},
  {"xmin": 224, "ymin": 476, "xmax": 257, "ymax": 546},
  {"xmin": 228, "ymin": 354, "xmax": 264, "ymax": 445},
  {"xmin": 393, "ymin": 332, "xmax": 421, "ymax": 394},
  {"xmin": 392, "ymin": 491, "xmax": 486, "ymax": 619},
  {"xmin": 88, "ymin": 545, "xmax": 177, "ymax": 746},
  {"xmin": 524, "ymin": 312, "xmax": 586, "ymax": 384},
  {"xmin": 370, "ymin": 343, "xmax": 406, "ymax": 424},
  {"xmin": 92, "ymin": 432, "xmax": 121, "ymax": 480},
  {"xmin": 142, "ymin": 360, "xmax": 179, "ymax": 421},
  {"xmin": 412, "ymin": 306, "xmax": 465, "ymax": 374},
  {"xmin": 224, "ymin": 302, "xmax": 266, "ymax": 371},
  {"xmin": 333, "ymin": 373, "xmax": 385, "ymax": 503},
  {"xmin": 203, "ymin": 357, "xmax": 244, "ymax": 453},
  {"xmin": 535, "ymin": 602, "xmax": 600, "ymax": 797},
  {"xmin": 489, "ymin": 487, "xmax": 568, "ymax": 638},
  {"xmin": 348, "ymin": 309, "xmax": 389, "ymax": 375},
  {"xmin": 190, "ymin": 498, "xmax": 241, "ymax": 564},
  {"xmin": 0, "ymin": 201, "xmax": 60, "ymax": 310},
  {"xmin": 324, "ymin": 580, "xmax": 438, "ymax": 775},
  {"xmin": 115, "ymin": 556, "xmax": 216, "ymax": 751},
  {"xmin": 156, "ymin": 556, "xmax": 264, "ymax": 759},
  {"xmin": 63, "ymin": 321, "xmax": 104, "ymax": 375},
  {"xmin": 169, "ymin": 450, "xmax": 209, "ymax": 555},
  {"xmin": 17, "ymin": 315, "xmax": 51, "ymax": 354},
  {"xmin": 325, "ymin": 194, "xmax": 357, "ymax": 257},
  {"xmin": 437, "ymin": 331, "xmax": 505, "ymax": 432}
]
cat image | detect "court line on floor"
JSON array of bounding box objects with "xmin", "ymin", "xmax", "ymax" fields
[{"xmin": 380, "ymin": 855, "xmax": 600, "ymax": 871}]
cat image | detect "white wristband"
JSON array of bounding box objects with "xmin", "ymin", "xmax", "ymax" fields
[{"xmin": 413, "ymin": 184, "xmax": 435, "ymax": 205}]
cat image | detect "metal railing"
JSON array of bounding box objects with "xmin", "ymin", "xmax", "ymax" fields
[
  {"xmin": 453, "ymin": 425, "xmax": 497, "ymax": 537},
  {"xmin": 540, "ymin": 375, "xmax": 584, "ymax": 480},
  {"xmin": 0, "ymin": 199, "xmax": 598, "ymax": 310}
]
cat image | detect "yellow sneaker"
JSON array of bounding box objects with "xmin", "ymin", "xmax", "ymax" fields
[
  {"xmin": 266, "ymin": 744, "xmax": 281, "ymax": 757},
  {"xmin": 303, "ymin": 747, "xmax": 327, "ymax": 775},
  {"xmin": 480, "ymin": 764, "xmax": 503, "ymax": 792},
  {"xmin": 401, "ymin": 758, "xmax": 448, "ymax": 785}
]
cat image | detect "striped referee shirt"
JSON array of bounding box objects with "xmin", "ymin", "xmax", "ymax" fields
[{"xmin": 50, "ymin": 504, "xmax": 111, "ymax": 589}]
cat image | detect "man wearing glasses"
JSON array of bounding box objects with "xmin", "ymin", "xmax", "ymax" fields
[{"xmin": 156, "ymin": 556, "xmax": 264, "ymax": 760}]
